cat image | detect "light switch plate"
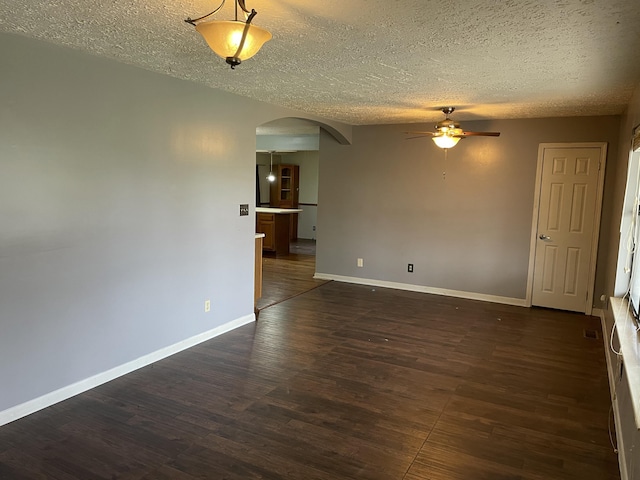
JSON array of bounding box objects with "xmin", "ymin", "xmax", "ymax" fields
[{"xmin": 240, "ymin": 204, "xmax": 249, "ymax": 216}]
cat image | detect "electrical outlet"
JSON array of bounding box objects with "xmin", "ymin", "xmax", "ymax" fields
[
  {"xmin": 204, "ymin": 300, "xmax": 211, "ymax": 313},
  {"xmin": 312, "ymin": 226, "xmax": 316, "ymax": 231},
  {"xmin": 408, "ymin": 263, "xmax": 414, "ymax": 273},
  {"xmin": 357, "ymin": 258, "xmax": 363, "ymax": 267}
]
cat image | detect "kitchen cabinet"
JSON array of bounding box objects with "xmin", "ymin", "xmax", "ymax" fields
[
  {"xmin": 269, "ymin": 164, "xmax": 299, "ymax": 209},
  {"xmin": 269, "ymin": 164, "xmax": 300, "ymax": 240},
  {"xmin": 256, "ymin": 208, "xmax": 303, "ymax": 256},
  {"xmin": 256, "ymin": 213, "xmax": 275, "ymax": 251}
]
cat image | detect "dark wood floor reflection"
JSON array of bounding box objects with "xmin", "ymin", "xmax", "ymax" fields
[
  {"xmin": 256, "ymin": 239, "xmax": 329, "ymax": 312},
  {"xmin": 0, "ymin": 282, "xmax": 619, "ymax": 479}
]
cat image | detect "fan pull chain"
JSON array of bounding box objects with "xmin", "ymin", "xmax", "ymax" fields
[{"xmin": 442, "ymin": 148, "xmax": 448, "ymax": 180}]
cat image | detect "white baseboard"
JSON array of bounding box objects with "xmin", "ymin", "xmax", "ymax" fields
[
  {"xmin": 0, "ymin": 313, "xmax": 255, "ymax": 427},
  {"xmin": 313, "ymin": 273, "xmax": 527, "ymax": 307}
]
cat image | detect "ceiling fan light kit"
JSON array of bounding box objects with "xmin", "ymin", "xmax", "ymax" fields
[
  {"xmin": 406, "ymin": 107, "xmax": 501, "ymax": 149},
  {"xmin": 185, "ymin": 0, "xmax": 272, "ymax": 69},
  {"xmin": 432, "ymin": 134, "xmax": 461, "ymax": 149}
]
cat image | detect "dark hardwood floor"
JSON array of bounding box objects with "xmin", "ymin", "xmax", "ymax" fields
[
  {"xmin": 0, "ymin": 277, "xmax": 620, "ymax": 479},
  {"xmin": 256, "ymin": 239, "xmax": 328, "ymax": 312}
]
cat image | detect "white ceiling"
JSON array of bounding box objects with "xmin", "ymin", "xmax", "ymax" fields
[{"xmin": 2, "ymin": 0, "xmax": 640, "ymax": 124}]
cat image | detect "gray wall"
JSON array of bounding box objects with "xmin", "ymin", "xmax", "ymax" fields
[
  {"xmin": 256, "ymin": 134, "xmax": 319, "ymax": 152},
  {"xmin": 0, "ymin": 33, "xmax": 350, "ymax": 414},
  {"xmin": 317, "ymin": 116, "xmax": 620, "ymax": 301}
]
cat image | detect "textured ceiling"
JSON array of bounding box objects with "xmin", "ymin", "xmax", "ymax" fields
[{"xmin": 2, "ymin": 0, "xmax": 640, "ymax": 124}]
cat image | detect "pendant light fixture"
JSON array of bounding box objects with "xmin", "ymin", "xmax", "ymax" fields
[
  {"xmin": 267, "ymin": 151, "xmax": 276, "ymax": 182},
  {"xmin": 185, "ymin": 0, "xmax": 272, "ymax": 69}
]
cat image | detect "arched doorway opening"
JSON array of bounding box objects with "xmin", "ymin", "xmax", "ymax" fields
[{"xmin": 254, "ymin": 118, "xmax": 347, "ymax": 311}]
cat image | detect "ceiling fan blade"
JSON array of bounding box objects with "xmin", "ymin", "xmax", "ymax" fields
[
  {"xmin": 405, "ymin": 131, "xmax": 436, "ymax": 136},
  {"xmin": 458, "ymin": 131, "xmax": 501, "ymax": 137},
  {"xmin": 406, "ymin": 135, "xmax": 432, "ymax": 140}
]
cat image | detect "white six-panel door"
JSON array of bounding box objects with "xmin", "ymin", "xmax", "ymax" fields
[{"xmin": 530, "ymin": 145, "xmax": 606, "ymax": 313}]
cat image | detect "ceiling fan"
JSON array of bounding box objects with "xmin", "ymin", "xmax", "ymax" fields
[{"xmin": 407, "ymin": 107, "xmax": 500, "ymax": 149}]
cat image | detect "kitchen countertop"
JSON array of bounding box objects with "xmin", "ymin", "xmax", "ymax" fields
[{"xmin": 256, "ymin": 207, "xmax": 303, "ymax": 214}]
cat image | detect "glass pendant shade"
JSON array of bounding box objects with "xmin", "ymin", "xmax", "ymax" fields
[
  {"xmin": 432, "ymin": 134, "xmax": 461, "ymax": 149},
  {"xmin": 196, "ymin": 20, "xmax": 272, "ymax": 62},
  {"xmin": 267, "ymin": 172, "xmax": 276, "ymax": 182}
]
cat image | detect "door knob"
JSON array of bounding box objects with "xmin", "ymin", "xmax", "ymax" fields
[{"xmin": 539, "ymin": 234, "xmax": 551, "ymax": 240}]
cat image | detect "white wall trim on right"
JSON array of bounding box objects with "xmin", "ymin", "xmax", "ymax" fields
[
  {"xmin": 599, "ymin": 304, "xmax": 630, "ymax": 480},
  {"xmin": 0, "ymin": 313, "xmax": 256, "ymax": 428},
  {"xmin": 314, "ymin": 273, "xmax": 527, "ymax": 307}
]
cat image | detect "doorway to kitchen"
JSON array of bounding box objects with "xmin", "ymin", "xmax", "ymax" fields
[{"xmin": 255, "ymin": 119, "xmax": 323, "ymax": 312}]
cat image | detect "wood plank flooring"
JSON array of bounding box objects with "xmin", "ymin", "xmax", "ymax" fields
[
  {"xmin": 256, "ymin": 241, "xmax": 328, "ymax": 311},
  {"xmin": 0, "ymin": 281, "xmax": 620, "ymax": 479}
]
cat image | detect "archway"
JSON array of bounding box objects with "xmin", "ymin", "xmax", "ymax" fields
[{"xmin": 254, "ymin": 117, "xmax": 345, "ymax": 310}]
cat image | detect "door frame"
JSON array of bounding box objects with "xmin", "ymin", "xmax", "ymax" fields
[{"xmin": 525, "ymin": 142, "xmax": 608, "ymax": 314}]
